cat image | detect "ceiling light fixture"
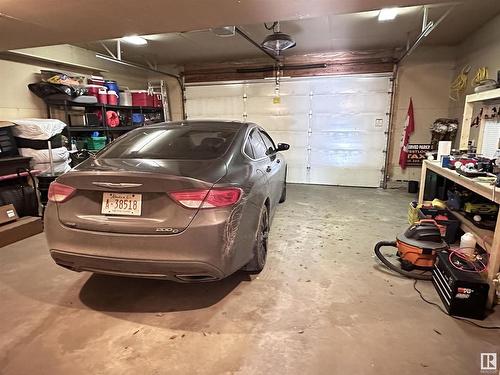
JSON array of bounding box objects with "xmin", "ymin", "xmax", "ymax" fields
[
  {"xmin": 121, "ymin": 35, "xmax": 148, "ymax": 45},
  {"xmin": 211, "ymin": 26, "xmax": 236, "ymax": 37},
  {"xmin": 378, "ymin": 7, "xmax": 399, "ymax": 21},
  {"xmin": 261, "ymin": 21, "xmax": 296, "ymax": 54}
]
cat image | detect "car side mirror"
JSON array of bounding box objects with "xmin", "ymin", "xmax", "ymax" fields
[{"xmin": 276, "ymin": 143, "xmax": 290, "ymax": 151}]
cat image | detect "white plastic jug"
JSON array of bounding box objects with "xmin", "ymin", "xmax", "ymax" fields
[
  {"xmin": 460, "ymin": 232, "xmax": 477, "ymax": 257},
  {"xmin": 120, "ymin": 87, "xmax": 132, "ymax": 106}
]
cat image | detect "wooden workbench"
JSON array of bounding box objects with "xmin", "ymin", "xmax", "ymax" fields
[{"xmin": 418, "ymin": 160, "xmax": 500, "ymax": 307}]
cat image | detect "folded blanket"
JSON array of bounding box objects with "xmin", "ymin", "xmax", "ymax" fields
[
  {"xmin": 19, "ymin": 147, "xmax": 69, "ymax": 163},
  {"xmin": 11, "ymin": 118, "xmax": 66, "ymax": 140}
]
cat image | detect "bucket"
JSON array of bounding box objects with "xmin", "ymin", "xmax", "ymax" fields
[
  {"xmin": 105, "ymin": 80, "xmax": 120, "ymax": 104},
  {"xmin": 107, "ymin": 90, "xmax": 119, "ymax": 105},
  {"xmin": 86, "ymin": 84, "xmax": 106, "ymax": 102},
  {"xmin": 98, "ymin": 88, "xmax": 108, "ymax": 104}
]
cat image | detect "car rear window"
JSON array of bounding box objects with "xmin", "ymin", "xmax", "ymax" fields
[{"xmin": 99, "ymin": 127, "xmax": 238, "ymax": 160}]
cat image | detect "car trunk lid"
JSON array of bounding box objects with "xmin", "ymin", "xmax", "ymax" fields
[{"xmin": 54, "ymin": 158, "xmax": 226, "ymax": 234}]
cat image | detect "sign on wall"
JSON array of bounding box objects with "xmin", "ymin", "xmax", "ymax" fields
[{"xmin": 406, "ymin": 144, "xmax": 432, "ymax": 166}]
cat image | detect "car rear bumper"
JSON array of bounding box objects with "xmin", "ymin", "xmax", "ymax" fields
[
  {"xmin": 44, "ymin": 203, "xmax": 246, "ymax": 281},
  {"xmin": 50, "ymin": 250, "xmax": 224, "ymax": 281}
]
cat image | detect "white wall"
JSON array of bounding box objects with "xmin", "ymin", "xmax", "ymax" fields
[{"xmin": 387, "ymin": 46, "xmax": 456, "ymax": 183}]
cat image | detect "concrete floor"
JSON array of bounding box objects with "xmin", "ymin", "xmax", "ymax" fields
[{"xmin": 0, "ymin": 184, "xmax": 499, "ymax": 375}]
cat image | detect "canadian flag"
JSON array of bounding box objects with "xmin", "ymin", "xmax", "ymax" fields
[{"xmin": 399, "ymin": 98, "xmax": 415, "ymax": 169}]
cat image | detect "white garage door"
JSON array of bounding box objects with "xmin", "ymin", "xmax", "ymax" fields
[{"xmin": 186, "ymin": 74, "xmax": 392, "ymax": 187}]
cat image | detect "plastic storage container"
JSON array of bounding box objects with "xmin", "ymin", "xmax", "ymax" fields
[
  {"xmin": 417, "ymin": 207, "xmax": 460, "ymax": 244},
  {"xmin": 153, "ymin": 93, "xmax": 163, "ymax": 107},
  {"xmin": 105, "ymin": 80, "xmax": 120, "ymax": 104},
  {"xmin": 86, "ymin": 136, "xmax": 107, "ymax": 151},
  {"xmin": 131, "ymin": 90, "xmax": 154, "ymax": 107},
  {"xmin": 86, "ymin": 85, "xmax": 107, "ymax": 103},
  {"xmin": 460, "ymin": 232, "xmax": 477, "ymax": 257}
]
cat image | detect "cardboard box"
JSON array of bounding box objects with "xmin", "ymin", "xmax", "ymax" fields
[
  {"xmin": 0, "ymin": 216, "xmax": 43, "ymax": 248},
  {"xmin": 0, "ymin": 204, "xmax": 18, "ymax": 225}
]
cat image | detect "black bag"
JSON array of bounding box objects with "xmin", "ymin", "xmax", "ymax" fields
[
  {"xmin": 28, "ymin": 82, "xmax": 85, "ymax": 101},
  {"xmin": 0, "ymin": 170, "xmax": 39, "ymax": 217},
  {"xmin": 0, "ymin": 126, "xmax": 18, "ymax": 157}
]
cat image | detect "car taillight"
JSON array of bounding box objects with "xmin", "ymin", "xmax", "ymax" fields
[
  {"xmin": 48, "ymin": 182, "xmax": 76, "ymax": 203},
  {"xmin": 169, "ymin": 188, "xmax": 242, "ymax": 209}
]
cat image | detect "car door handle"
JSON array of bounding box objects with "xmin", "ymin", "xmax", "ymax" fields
[{"xmin": 266, "ymin": 166, "xmax": 272, "ymax": 173}]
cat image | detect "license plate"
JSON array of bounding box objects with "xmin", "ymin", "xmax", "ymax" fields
[{"xmin": 101, "ymin": 192, "xmax": 142, "ymax": 216}]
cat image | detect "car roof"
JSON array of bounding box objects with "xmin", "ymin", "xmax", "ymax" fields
[{"xmin": 145, "ymin": 120, "xmax": 249, "ymax": 131}]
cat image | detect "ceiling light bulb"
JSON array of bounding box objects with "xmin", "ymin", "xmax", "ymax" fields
[
  {"xmin": 121, "ymin": 35, "xmax": 148, "ymax": 45},
  {"xmin": 378, "ymin": 7, "xmax": 399, "ymax": 21}
]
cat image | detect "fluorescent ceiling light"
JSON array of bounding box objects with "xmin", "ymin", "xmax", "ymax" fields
[
  {"xmin": 121, "ymin": 35, "xmax": 148, "ymax": 45},
  {"xmin": 378, "ymin": 7, "xmax": 399, "ymax": 21}
]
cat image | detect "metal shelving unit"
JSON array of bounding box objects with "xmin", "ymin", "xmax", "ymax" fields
[{"xmin": 45, "ymin": 100, "xmax": 165, "ymax": 150}]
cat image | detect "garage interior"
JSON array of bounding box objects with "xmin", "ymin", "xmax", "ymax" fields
[{"xmin": 1, "ymin": 0, "xmax": 500, "ymax": 374}]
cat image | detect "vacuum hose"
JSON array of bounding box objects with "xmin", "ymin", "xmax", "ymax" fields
[{"xmin": 374, "ymin": 241, "xmax": 432, "ymax": 281}]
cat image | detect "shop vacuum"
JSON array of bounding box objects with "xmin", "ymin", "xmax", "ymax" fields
[
  {"xmin": 374, "ymin": 220, "xmax": 447, "ymax": 280},
  {"xmin": 374, "ymin": 220, "xmax": 490, "ymax": 319}
]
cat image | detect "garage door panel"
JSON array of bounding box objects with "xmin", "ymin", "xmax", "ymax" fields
[
  {"xmin": 273, "ymin": 81, "xmax": 311, "ymax": 96},
  {"xmin": 246, "ymin": 114, "xmax": 308, "ymax": 132},
  {"xmin": 186, "ymin": 74, "xmax": 391, "ymax": 187},
  {"xmin": 245, "ymin": 81, "xmax": 312, "ymax": 96},
  {"xmin": 309, "ymin": 131, "xmax": 386, "ymax": 151},
  {"xmin": 186, "ymin": 84, "xmax": 244, "ymax": 120},
  {"xmin": 187, "ymin": 84, "xmax": 244, "ymax": 99},
  {"xmin": 246, "ymin": 96, "xmax": 309, "ymax": 116},
  {"xmin": 311, "ymin": 76, "xmax": 390, "ymax": 94},
  {"xmin": 312, "ymin": 93, "xmax": 388, "ymax": 114},
  {"xmin": 312, "ymin": 113, "xmax": 387, "ymax": 132},
  {"xmin": 309, "ymin": 148, "xmax": 385, "ymax": 168},
  {"xmin": 187, "ymin": 97, "xmax": 243, "ymax": 118},
  {"xmin": 308, "ymin": 166, "xmax": 382, "ymax": 187},
  {"xmin": 267, "ymin": 131, "xmax": 309, "ymax": 149}
]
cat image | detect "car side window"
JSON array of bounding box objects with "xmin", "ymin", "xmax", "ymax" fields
[
  {"xmin": 249, "ymin": 129, "xmax": 268, "ymax": 159},
  {"xmin": 258, "ymin": 131, "xmax": 276, "ymax": 155},
  {"xmin": 244, "ymin": 138, "xmax": 254, "ymax": 159}
]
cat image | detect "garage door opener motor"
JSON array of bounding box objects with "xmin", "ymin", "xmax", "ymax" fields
[{"xmin": 374, "ymin": 220, "xmax": 448, "ymax": 280}]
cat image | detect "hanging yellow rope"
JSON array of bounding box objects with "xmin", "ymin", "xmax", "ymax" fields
[
  {"xmin": 449, "ymin": 65, "xmax": 470, "ymax": 101},
  {"xmin": 472, "ymin": 67, "xmax": 488, "ymax": 86}
]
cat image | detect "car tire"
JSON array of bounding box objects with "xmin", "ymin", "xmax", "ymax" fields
[
  {"xmin": 244, "ymin": 204, "xmax": 269, "ymax": 273},
  {"xmin": 279, "ymin": 172, "xmax": 287, "ymax": 203}
]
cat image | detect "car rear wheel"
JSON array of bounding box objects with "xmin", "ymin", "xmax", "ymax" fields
[{"xmin": 244, "ymin": 204, "xmax": 269, "ymax": 273}]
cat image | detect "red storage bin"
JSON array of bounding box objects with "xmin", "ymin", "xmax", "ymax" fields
[{"xmin": 131, "ymin": 90, "xmax": 154, "ymax": 107}]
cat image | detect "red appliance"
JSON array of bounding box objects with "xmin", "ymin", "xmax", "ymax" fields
[
  {"xmin": 153, "ymin": 93, "xmax": 163, "ymax": 107},
  {"xmin": 131, "ymin": 90, "xmax": 154, "ymax": 107}
]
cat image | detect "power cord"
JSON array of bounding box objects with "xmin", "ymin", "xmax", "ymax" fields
[{"xmin": 413, "ymin": 280, "xmax": 500, "ymax": 330}]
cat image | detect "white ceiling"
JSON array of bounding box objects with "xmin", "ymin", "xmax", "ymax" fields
[
  {"xmin": 77, "ymin": 1, "xmax": 500, "ymax": 66},
  {"xmin": 0, "ymin": 0, "xmax": 469, "ymax": 51}
]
